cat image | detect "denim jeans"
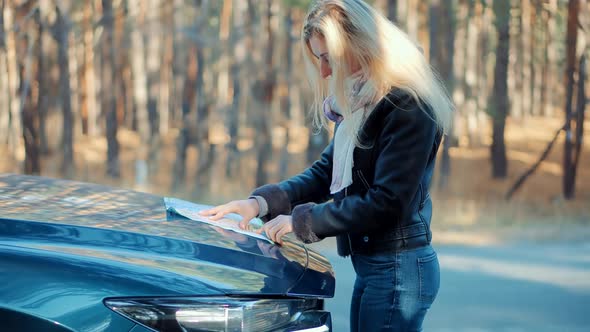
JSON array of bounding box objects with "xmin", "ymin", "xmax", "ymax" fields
[{"xmin": 350, "ymin": 245, "xmax": 440, "ymax": 332}]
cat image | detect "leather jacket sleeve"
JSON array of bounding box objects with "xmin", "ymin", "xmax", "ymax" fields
[
  {"xmin": 292, "ymin": 98, "xmax": 440, "ymax": 242},
  {"xmin": 250, "ymin": 140, "xmax": 333, "ymax": 220}
]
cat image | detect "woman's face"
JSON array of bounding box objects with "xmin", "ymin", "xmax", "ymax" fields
[
  {"xmin": 309, "ymin": 33, "xmax": 360, "ymax": 80},
  {"xmin": 309, "ymin": 34, "xmax": 332, "ymax": 79}
]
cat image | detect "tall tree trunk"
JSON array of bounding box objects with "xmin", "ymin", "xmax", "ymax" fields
[
  {"xmin": 508, "ymin": 1, "xmax": 523, "ymax": 119},
  {"xmin": 255, "ymin": 0, "xmax": 275, "ymax": 187},
  {"xmin": 387, "ymin": 0, "xmax": 397, "ymax": 23},
  {"xmin": 563, "ymin": 0, "xmax": 579, "ymax": 199},
  {"xmin": 102, "ymin": 0, "xmax": 120, "ymax": 177},
  {"xmin": 278, "ymin": 8, "xmax": 293, "ymax": 181},
  {"xmin": 570, "ymin": 55, "xmax": 586, "ymax": 198},
  {"xmin": 4, "ymin": 0, "xmax": 22, "ymax": 158},
  {"xmin": 172, "ymin": 44, "xmax": 199, "ymax": 189},
  {"xmin": 464, "ymin": 1, "xmax": 482, "ymax": 146},
  {"xmin": 171, "ymin": 0, "xmax": 186, "ymax": 125},
  {"xmin": 146, "ymin": 0, "xmax": 161, "ymax": 170},
  {"xmin": 521, "ymin": 0, "xmax": 532, "ymax": 117},
  {"xmin": 0, "ymin": 0, "xmax": 9, "ymax": 145},
  {"xmin": 128, "ymin": 0, "xmax": 150, "ymax": 186},
  {"xmin": 37, "ymin": 0, "xmax": 50, "ymax": 154},
  {"xmin": 159, "ymin": 4, "xmax": 173, "ymax": 137},
  {"xmin": 490, "ymin": 0, "xmax": 510, "ymax": 179},
  {"xmin": 226, "ymin": 0, "xmax": 249, "ymax": 178},
  {"xmin": 21, "ymin": 33, "xmax": 39, "ymax": 175},
  {"xmin": 55, "ymin": 6, "xmax": 74, "ymax": 177},
  {"xmin": 544, "ymin": 0, "xmax": 559, "ymax": 117},
  {"xmin": 539, "ymin": 0, "xmax": 550, "ymax": 116},
  {"xmin": 429, "ymin": 0, "xmax": 455, "ymax": 189},
  {"xmin": 83, "ymin": 0, "xmax": 98, "ymax": 136}
]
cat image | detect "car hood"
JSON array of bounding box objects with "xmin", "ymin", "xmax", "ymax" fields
[{"xmin": 0, "ymin": 174, "xmax": 334, "ymax": 298}]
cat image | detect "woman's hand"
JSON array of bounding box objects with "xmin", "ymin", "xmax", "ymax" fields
[
  {"xmin": 199, "ymin": 199, "xmax": 259, "ymax": 230},
  {"xmin": 257, "ymin": 215, "xmax": 293, "ymax": 245}
]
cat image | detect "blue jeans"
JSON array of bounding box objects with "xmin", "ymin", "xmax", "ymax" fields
[{"xmin": 350, "ymin": 245, "xmax": 440, "ymax": 332}]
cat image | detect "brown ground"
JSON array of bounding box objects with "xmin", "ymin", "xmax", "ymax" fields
[{"xmin": 1, "ymin": 115, "xmax": 589, "ymax": 244}]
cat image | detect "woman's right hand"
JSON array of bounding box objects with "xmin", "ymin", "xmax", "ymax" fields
[{"xmin": 199, "ymin": 199, "xmax": 260, "ymax": 230}]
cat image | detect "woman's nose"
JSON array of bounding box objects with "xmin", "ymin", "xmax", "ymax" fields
[{"xmin": 320, "ymin": 62, "xmax": 332, "ymax": 79}]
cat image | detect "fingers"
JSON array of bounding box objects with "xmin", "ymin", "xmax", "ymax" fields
[
  {"xmin": 258, "ymin": 216, "xmax": 292, "ymax": 244},
  {"xmin": 199, "ymin": 204, "xmax": 233, "ymax": 221},
  {"xmin": 239, "ymin": 218, "xmax": 250, "ymax": 230}
]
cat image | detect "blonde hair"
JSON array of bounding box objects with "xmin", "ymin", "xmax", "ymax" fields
[{"xmin": 302, "ymin": 0, "xmax": 454, "ymax": 135}]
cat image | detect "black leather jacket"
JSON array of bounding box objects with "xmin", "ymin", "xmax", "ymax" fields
[{"xmin": 252, "ymin": 89, "xmax": 443, "ymax": 256}]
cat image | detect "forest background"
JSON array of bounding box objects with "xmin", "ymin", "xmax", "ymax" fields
[{"xmin": 1, "ymin": 0, "xmax": 589, "ymax": 244}]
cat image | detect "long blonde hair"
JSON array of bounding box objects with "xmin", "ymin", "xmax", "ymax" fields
[{"xmin": 302, "ymin": 0, "xmax": 454, "ymax": 134}]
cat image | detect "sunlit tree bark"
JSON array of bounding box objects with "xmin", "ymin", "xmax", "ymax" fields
[
  {"xmin": 4, "ymin": 0, "xmax": 22, "ymax": 158},
  {"xmin": 0, "ymin": 0, "xmax": 9, "ymax": 145}
]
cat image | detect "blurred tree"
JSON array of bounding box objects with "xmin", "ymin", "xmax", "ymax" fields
[
  {"xmin": 21, "ymin": 5, "xmax": 39, "ymax": 175},
  {"xmin": 490, "ymin": 0, "xmax": 510, "ymax": 179},
  {"xmin": 387, "ymin": 0, "xmax": 397, "ymax": 22},
  {"xmin": 81, "ymin": 0, "xmax": 97, "ymax": 136},
  {"xmin": 101, "ymin": 0, "xmax": 120, "ymax": 178},
  {"xmin": 0, "ymin": 0, "xmax": 8, "ymax": 145},
  {"xmin": 146, "ymin": 0, "xmax": 162, "ymax": 171},
  {"xmin": 429, "ymin": 0, "xmax": 455, "ymax": 189},
  {"xmin": 37, "ymin": 0, "xmax": 50, "ymax": 154},
  {"xmin": 563, "ymin": 0, "xmax": 580, "ymax": 199},
  {"xmin": 53, "ymin": 3, "xmax": 74, "ymax": 177},
  {"xmin": 4, "ymin": 0, "xmax": 22, "ymax": 158},
  {"xmin": 254, "ymin": 0, "xmax": 275, "ymax": 187},
  {"xmin": 128, "ymin": 0, "xmax": 150, "ymax": 185}
]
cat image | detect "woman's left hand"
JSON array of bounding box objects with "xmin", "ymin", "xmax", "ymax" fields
[{"xmin": 257, "ymin": 215, "xmax": 293, "ymax": 245}]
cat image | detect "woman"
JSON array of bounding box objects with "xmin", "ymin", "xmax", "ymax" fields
[{"xmin": 200, "ymin": 0, "xmax": 453, "ymax": 330}]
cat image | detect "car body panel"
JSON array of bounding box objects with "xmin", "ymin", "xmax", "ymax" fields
[{"xmin": 0, "ymin": 174, "xmax": 334, "ymax": 331}]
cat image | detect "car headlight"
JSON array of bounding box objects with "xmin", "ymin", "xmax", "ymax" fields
[{"xmin": 104, "ymin": 297, "xmax": 327, "ymax": 332}]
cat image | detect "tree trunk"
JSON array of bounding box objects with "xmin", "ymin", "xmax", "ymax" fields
[
  {"xmin": 102, "ymin": 0, "xmax": 120, "ymax": 177},
  {"xmin": 539, "ymin": 1, "xmax": 551, "ymax": 116},
  {"xmin": 128, "ymin": 0, "xmax": 150, "ymax": 185},
  {"xmin": 83, "ymin": 0, "xmax": 98, "ymax": 136},
  {"xmin": 0, "ymin": 0, "xmax": 9, "ymax": 145},
  {"xmin": 226, "ymin": 0, "xmax": 250, "ymax": 178},
  {"xmin": 55, "ymin": 6, "xmax": 74, "ymax": 177},
  {"xmin": 429, "ymin": 0, "xmax": 455, "ymax": 189},
  {"xmin": 521, "ymin": 0, "xmax": 532, "ymax": 117},
  {"xmin": 544, "ymin": 0, "xmax": 559, "ymax": 117},
  {"xmin": 387, "ymin": 0, "xmax": 397, "ymax": 23},
  {"xmin": 490, "ymin": 0, "xmax": 510, "ymax": 179},
  {"xmin": 21, "ymin": 33, "xmax": 40, "ymax": 175},
  {"xmin": 255, "ymin": 0, "xmax": 275, "ymax": 187},
  {"xmin": 171, "ymin": 0, "xmax": 189, "ymax": 125},
  {"xmin": 37, "ymin": 1, "xmax": 50, "ymax": 154},
  {"xmin": 570, "ymin": 55, "xmax": 586, "ymax": 198},
  {"xmin": 146, "ymin": 0, "xmax": 161, "ymax": 170},
  {"xmin": 4, "ymin": 0, "xmax": 22, "ymax": 158},
  {"xmin": 278, "ymin": 9, "xmax": 293, "ymax": 181},
  {"xmin": 173, "ymin": 44, "xmax": 199, "ymax": 189},
  {"xmin": 563, "ymin": 0, "xmax": 579, "ymax": 199}
]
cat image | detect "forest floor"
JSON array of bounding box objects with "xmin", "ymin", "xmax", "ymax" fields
[{"xmin": 1, "ymin": 115, "xmax": 589, "ymax": 245}]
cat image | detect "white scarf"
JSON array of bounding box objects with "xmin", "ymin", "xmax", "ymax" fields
[{"xmin": 325, "ymin": 72, "xmax": 375, "ymax": 194}]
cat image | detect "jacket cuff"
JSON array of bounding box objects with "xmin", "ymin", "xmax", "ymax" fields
[
  {"xmin": 292, "ymin": 203, "xmax": 322, "ymax": 244},
  {"xmin": 250, "ymin": 184, "xmax": 291, "ymax": 221},
  {"xmin": 248, "ymin": 195, "xmax": 269, "ymax": 218}
]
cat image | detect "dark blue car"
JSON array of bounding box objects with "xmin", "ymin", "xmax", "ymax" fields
[{"xmin": 0, "ymin": 174, "xmax": 334, "ymax": 332}]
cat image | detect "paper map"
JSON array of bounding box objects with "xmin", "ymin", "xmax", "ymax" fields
[{"xmin": 163, "ymin": 197, "xmax": 272, "ymax": 244}]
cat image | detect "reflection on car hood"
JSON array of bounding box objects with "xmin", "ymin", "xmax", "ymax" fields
[{"xmin": 0, "ymin": 174, "xmax": 334, "ymax": 297}]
